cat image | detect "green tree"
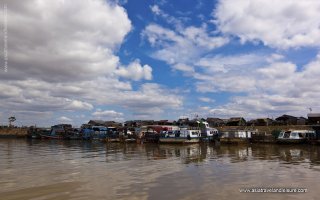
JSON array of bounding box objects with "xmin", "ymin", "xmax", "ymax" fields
[{"xmin": 8, "ymin": 116, "xmax": 16, "ymax": 127}]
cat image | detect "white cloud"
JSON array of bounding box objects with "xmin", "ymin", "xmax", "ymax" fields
[
  {"xmin": 198, "ymin": 97, "xmax": 215, "ymax": 103},
  {"xmin": 57, "ymin": 116, "xmax": 73, "ymax": 123},
  {"xmin": 92, "ymin": 110, "xmax": 124, "ymax": 118},
  {"xmin": 214, "ymin": 0, "xmax": 320, "ymax": 49},
  {"xmin": 0, "ymin": 0, "xmax": 183, "ymax": 126},
  {"xmin": 150, "ymin": 5, "xmax": 161, "ymax": 15},
  {"xmin": 202, "ymin": 53, "xmax": 320, "ymax": 118},
  {"xmin": 197, "ymin": 53, "xmax": 266, "ymax": 73},
  {"xmin": 1, "ymin": 0, "xmax": 132, "ymax": 82},
  {"xmin": 116, "ymin": 60, "xmax": 153, "ymax": 81},
  {"xmin": 194, "ymin": 53, "xmax": 269, "ymax": 93},
  {"xmin": 66, "ymin": 100, "xmax": 94, "ymax": 111},
  {"xmin": 149, "ymin": 4, "xmax": 183, "ymax": 29},
  {"xmin": 92, "ymin": 110, "xmax": 124, "ymax": 121},
  {"xmin": 143, "ymin": 24, "xmax": 228, "ymax": 65},
  {"xmin": 172, "ymin": 63, "xmax": 195, "ymax": 73}
]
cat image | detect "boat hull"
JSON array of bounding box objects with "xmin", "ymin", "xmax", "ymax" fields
[
  {"xmin": 220, "ymin": 138, "xmax": 250, "ymax": 144},
  {"xmin": 40, "ymin": 134, "xmax": 64, "ymax": 139},
  {"xmin": 276, "ymin": 139, "xmax": 306, "ymax": 144},
  {"xmin": 105, "ymin": 138, "xmax": 120, "ymax": 142},
  {"xmin": 159, "ymin": 137, "xmax": 200, "ymax": 144}
]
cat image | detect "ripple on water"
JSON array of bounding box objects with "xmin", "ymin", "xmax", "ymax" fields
[{"xmin": 1, "ymin": 140, "xmax": 320, "ymax": 200}]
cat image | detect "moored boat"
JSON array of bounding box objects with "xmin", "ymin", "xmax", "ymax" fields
[
  {"xmin": 105, "ymin": 127, "xmax": 121, "ymax": 142},
  {"xmin": 40, "ymin": 124, "xmax": 73, "ymax": 139},
  {"xmin": 220, "ymin": 129, "xmax": 256, "ymax": 144},
  {"xmin": 159, "ymin": 129, "xmax": 201, "ymax": 144},
  {"xmin": 277, "ymin": 130, "xmax": 316, "ymax": 144},
  {"xmin": 92, "ymin": 126, "xmax": 108, "ymax": 141},
  {"xmin": 199, "ymin": 121, "xmax": 219, "ymax": 142},
  {"xmin": 27, "ymin": 127, "xmax": 50, "ymax": 139}
]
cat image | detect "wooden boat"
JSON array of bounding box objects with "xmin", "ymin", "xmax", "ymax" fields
[
  {"xmin": 81, "ymin": 128, "xmax": 94, "ymax": 140},
  {"xmin": 200, "ymin": 121, "xmax": 219, "ymax": 142},
  {"xmin": 277, "ymin": 130, "xmax": 316, "ymax": 144},
  {"xmin": 159, "ymin": 129, "xmax": 201, "ymax": 144},
  {"xmin": 140, "ymin": 131, "xmax": 160, "ymax": 143},
  {"xmin": 40, "ymin": 124, "xmax": 69, "ymax": 139},
  {"xmin": 27, "ymin": 128, "xmax": 50, "ymax": 139},
  {"xmin": 40, "ymin": 124, "xmax": 80, "ymax": 140},
  {"xmin": 220, "ymin": 129, "xmax": 256, "ymax": 144},
  {"xmin": 118, "ymin": 132, "xmax": 137, "ymax": 143},
  {"xmin": 105, "ymin": 127, "xmax": 121, "ymax": 142},
  {"xmin": 92, "ymin": 126, "xmax": 108, "ymax": 141}
]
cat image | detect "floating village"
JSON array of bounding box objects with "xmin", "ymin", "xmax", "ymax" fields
[{"xmin": 2, "ymin": 113, "xmax": 320, "ymax": 145}]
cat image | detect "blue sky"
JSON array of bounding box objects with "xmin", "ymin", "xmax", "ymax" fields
[{"xmin": 1, "ymin": 0, "xmax": 320, "ymax": 126}]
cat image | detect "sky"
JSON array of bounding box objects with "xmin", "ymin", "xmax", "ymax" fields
[{"xmin": 1, "ymin": 0, "xmax": 320, "ymax": 127}]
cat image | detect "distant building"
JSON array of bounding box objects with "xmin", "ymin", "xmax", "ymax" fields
[
  {"xmin": 226, "ymin": 117, "xmax": 246, "ymax": 126},
  {"xmin": 297, "ymin": 117, "xmax": 307, "ymax": 125},
  {"xmin": 154, "ymin": 120, "xmax": 174, "ymax": 125},
  {"xmin": 275, "ymin": 115, "xmax": 297, "ymax": 125},
  {"xmin": 307, "ymin": 113, "xmax": 320, "ymax": 125},
  {"xmin": 247, "ymin": 118, "xmax": 274, "ymax": 126},
  {"xmin": 124, "ymin": 120, "xmax": 155, "ymax": 127},
  {"xmin": 88, "ymin": 120, "xmax": 122, "ymax": 127},
  {"xmin": 206, "ymin": 118, "xmax": 225, "ymax": 127},
  {"xmin": 88, "ymin": 120, "xmax": 105, "ymax": 126},
  {"xmin": 177, "ymin": 118, "xmax": 189, "ymax": 127}
]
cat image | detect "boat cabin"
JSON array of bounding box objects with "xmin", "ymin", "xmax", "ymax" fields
[
  {"xmin": 278, "ymin": 130, "xmax": 316, "ymax": 140},
  {"xmin": 92, "ymin": 126, "xmax": 108, "ymax": 139},
  {"xmin": 200, "ymin": 121, "xmax": 219, "ymax": 137},
  {"xmin": 221, "ymin": 130, "xmax": 256, "ymax": 138}
]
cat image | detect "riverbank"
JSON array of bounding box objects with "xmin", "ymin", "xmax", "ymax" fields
[
  {"xmin": 0, "ymin": 125, "xmax": 314, "ymax": 139},
  {"xmin": 216, "ymin": 125, "xmax": 313, "ymax": 133},
  {"xmin": 0, "ymin": 127, "xmax": 28, "ymax": 138}
]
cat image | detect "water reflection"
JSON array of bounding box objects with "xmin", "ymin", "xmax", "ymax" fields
[
  {"xmin": 7, "ymin": 139, "xmax": 320, "ymax": 167},
  {"xmin": 1, "ymin": 139, "xmax": 320, "ymax": 200}
]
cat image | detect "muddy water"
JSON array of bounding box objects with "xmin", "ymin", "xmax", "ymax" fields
[{"xmin": 1, "ymin": 139, "xmax": 320, "ymax": 200}]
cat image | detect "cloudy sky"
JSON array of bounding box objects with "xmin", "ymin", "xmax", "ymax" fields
[{"xmin": 1, "ymin": 0, "xmax": 320, "ymax": 126}]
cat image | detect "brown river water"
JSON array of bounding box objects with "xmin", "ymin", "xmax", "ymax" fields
[{"xmin": 1, "ymin": 139, "xmax": 320, "ymax": 200}]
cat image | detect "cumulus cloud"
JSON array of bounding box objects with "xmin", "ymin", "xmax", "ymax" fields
[
  {"xmin": 1, "ymin": 0, "xmax": 132, "ymax": 82},
  {"xmin": 66, "ymin": 100, "xmax": 94, "ymax": 111},
  {"xmin": 92, "ymin": 110, "xmax": 124, "ymax": 121},
  {"xmin": 194, "ymin": 53, "xmax": 269, "ymax": 93},
  {"xmin": 172, "ymin": 63, "xmax": 195, "ymax": 73},
  {"xmin": 198, "ymin": 97, "xmax": 215, "ymax": 103},
  {"xmin": 0, "ymin": 0, "xmax": 183, "ymax": 126},
  {"xmin": 116, "ymin": 60, "xmax": 153, "ymax": 81},
  {"xmin": 92, "ymin": 110, "xmax": 124, "ymax": 118},
  {"xmin": 150, "ymin": 5, "xmax": 161, "ymax": 15},
  {"xmin": 57, "ymin": 116, "xmax": 73, "ymax": 123},
  {"xmin": 214, "ymin": 0, "xmax": 320, "ymax": 49},
  {"xmin": 202, "ymin": 53, "xmax": 320, "ymax": 118},
  {"xmin": 143, "ymin": 24, "xmax": 228, "ymax": 65},
  {"xmin": 144, "ymin": 0, "xmax": 320, "ymax": 119},
  {"xmin": 149, "ymin": 4, "xmax": 183, "ymax": 29}
]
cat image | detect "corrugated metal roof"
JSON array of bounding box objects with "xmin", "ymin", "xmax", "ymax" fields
[{"xmin": 307, "ymin": 113, "xmax": 320, "ymax": 117}]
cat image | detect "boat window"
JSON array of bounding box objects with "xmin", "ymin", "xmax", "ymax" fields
[
  {"xmin": 291, "ymin": 132, "xmax": 297, "ymax": 137},
  {"xmin": 192, "ymin": 132, "xmax": 198, "ymax": 135},
  {"xmin": 284, "ymin": 132, "xmax": 290, "ymax": 138},
  {"xmin": 299, "ymin": 133, "xmax": 303, "ymax": 138}
]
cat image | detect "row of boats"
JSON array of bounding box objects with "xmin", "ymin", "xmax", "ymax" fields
[{"xmin": 27, "ymin": 123, "xmax": 320, "ymax": 145}]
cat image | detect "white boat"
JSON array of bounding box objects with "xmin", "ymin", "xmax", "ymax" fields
[
  {"xmin": 200, "ymin": 121, "xmax": 219, "ymax": 142},
  {"xmin": 277, "ymin": 130, "xmax": 316, "ymax": 144},
  {"xmin": 220, "ymin": 129, "xmax": 256, "ymax": 144},
  {"xmin": 159, "ymin": 129, "xmax": 201, "ymax": 144}
]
